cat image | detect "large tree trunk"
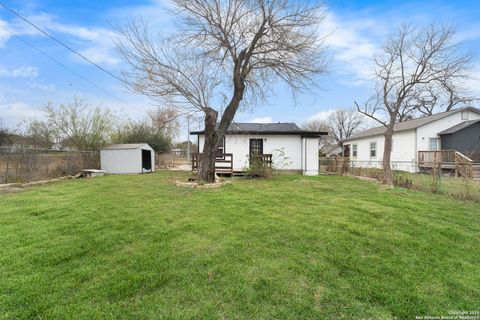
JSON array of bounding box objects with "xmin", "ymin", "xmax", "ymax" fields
[
  {"xmin": 198, "ymin": 108, "xmax": 219, "ymax": 183},
  {"xmin": 382, "ymin": 122, "xmax": 395, "ymax": 185},
  {"xmin": 198, "ymin": 66, "xmax": 246, "ymax": 183}
]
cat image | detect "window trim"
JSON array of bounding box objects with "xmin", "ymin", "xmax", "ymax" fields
[
  {"xmin": 216, "ymin": 137, "xmax": 226, "ymax": 160},
  {"xmin": 351, "ymin": 144, "xmax": 358, "ymax": 158},
  {"xmin": 428, "ymin": 137, "xmax": 439, "ymax": 151},
  {"xmin": 369, "ymin": 141, "xmax": 377, "ymax": 159}
]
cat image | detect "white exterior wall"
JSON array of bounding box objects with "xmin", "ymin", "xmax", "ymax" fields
[
  {"xmin": 101, "ymin": 149, "xmax": 142, "ymax": 174},
  {"xmin": 302, "ymin": 137, "xmax": 319, "ymax": 175},
  {"xmin": 344, "ymin": 110, "xmax": 480, "ymax": 173},
  {"xmin": 100, "ymin": 146, "xmax": 155, "ymax": 174},
  {"xmin": 345, "ymin": 130, "xmax": 417, "ymax": 172},
  {"xmin": 198, "ymin": 134, "xmax": 319, "ymax": 173},
  {"xmin": 416, "ymin": 110, "xmax": 480, "ymax": 151}
]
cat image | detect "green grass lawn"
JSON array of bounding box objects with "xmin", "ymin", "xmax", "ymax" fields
[{"xmin": 1, "ymin": 171, "xmax": 479, "ymax": 319}]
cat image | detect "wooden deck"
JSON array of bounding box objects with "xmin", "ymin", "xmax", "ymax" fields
[
  {"xmin": 418, "ymin": 150, "xmax": 476, "ymax": 179},
  {"xmin": 191, "ymin": 153, "xmax": 273, "ymax": 175}
]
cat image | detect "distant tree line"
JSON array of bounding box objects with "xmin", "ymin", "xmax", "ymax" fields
[{"xmin": 9, "ymin": 97, "xmax": 179, "ymax": 153}]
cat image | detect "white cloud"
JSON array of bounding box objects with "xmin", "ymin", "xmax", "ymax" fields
[
  {"xmin": 321, "ymin": 12, "xmax": 381, "ymax": 83},
  {"xmin": 249, "ymin": 117, "xmax": 273, "ymax": 123},
  {"xmin": 307, "ymin": 109, "xmax": 335, "ymax": 122},
  {"xmin": 0, "ymin": 19, "xmax": 11, "ymax": 46},
  {"xmin": 0, "ymin": 66, "xmax": 39, "ymax": 78},
  {"xmin": 0, "ymin": 102, "xmax": 43, "ymax": 127},
  {"xmin": 2, "ymin": 12, "xmax": 120, "ymax": 66}
]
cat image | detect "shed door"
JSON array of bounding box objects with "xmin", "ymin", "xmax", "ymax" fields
[{"xmin": 142, "ymin": 149, "xmax": 152, "ymax": 171}]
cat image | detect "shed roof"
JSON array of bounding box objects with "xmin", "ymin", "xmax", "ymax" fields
[
  {"xmin": 102, "ymin": 143, "xmax": 152, "ymax": 150},
  {"xmin": 344, "ymin": 107, "xmax": 480, "ymax": 142},
  {"xmin": 438, "ymin": 119, "xmax": 480, "ymax": 135},
  {"xmin": 190, "ymin": 122, "xmax": 327, "ymax": 137}
]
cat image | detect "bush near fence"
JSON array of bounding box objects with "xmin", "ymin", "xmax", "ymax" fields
[
  {"xmin": 0, "ymin": 148, "xmax": 99, "ymax": 183},
  {"xmin": 320, "ymin": 157, "xmax": 480, "ymax": 202}
]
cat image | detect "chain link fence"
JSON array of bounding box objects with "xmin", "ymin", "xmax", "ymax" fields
[
  {"xmin": 319, "ymin": 157, "xmax": 480, "ymax": 201},
  {"xmin": 0, "ymin": 147, "xmax": 99, "ymax": 184}
]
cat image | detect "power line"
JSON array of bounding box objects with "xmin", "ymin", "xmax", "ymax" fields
[
  {"xmin": 0, "ymin": 23, "xmax": 143, "ymax": 113},
  {"xmin": 0, "ymin": 1, "xmax": 125, "ymax": 84}
]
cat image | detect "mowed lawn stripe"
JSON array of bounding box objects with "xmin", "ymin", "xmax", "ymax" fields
[{"xmin": 0, "ymin": 171, "xmax": 479, "ymax": 319}]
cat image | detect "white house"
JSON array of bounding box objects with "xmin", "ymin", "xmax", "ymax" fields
[
  {"xmin": 343, "ymin": 107, "xmax": 480, "ymax": 172},
  {"xmin": 100, "ymin": 143, "xmax": 155, "ymax": 174},
  {"xmin": 191, "ymin": 123, "xmax": 327, "ymax": 176}
]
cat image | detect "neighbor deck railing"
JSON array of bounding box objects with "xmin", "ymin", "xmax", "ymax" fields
[{"xmin": 418, "ymin": 150, "xmax": 473, "ymax": 178}]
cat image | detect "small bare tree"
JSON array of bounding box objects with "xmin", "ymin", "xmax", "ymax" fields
[
  {"xmin": 303, "ymin": 119, "xmax": 333, "ymax": 149},
  {"xmin": 327, "ymin": 109, "xmax": 365, "ymax": 149},
  {"xmin": 0, "ymin": 119, "xmax": 9, "ymax": 146},
  {"xmin": 22, "ymin": 119, "xmax": 58, "ymax": 148},
  {"xmin": 116, "ymin": 0, "xmax": 328, "ymax": 182},
  {"xmin": 356, "ymin": 24, "xmax": 472, "ymax": 184},
  {"xmin": 304, "ymin": 108, "xmax": 365, "ymax": 149},
  {"xmin": 148, "ymin": 106, "xmax": 180, "ymax": 140},
  {"xmin": 43, "ymin": 97, "xmax": 114, "ymax": 151}
]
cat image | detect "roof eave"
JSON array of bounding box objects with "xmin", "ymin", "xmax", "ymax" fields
[{"xmin": 190, "ymin": 131, "xmax": 328, "ymax": 136}]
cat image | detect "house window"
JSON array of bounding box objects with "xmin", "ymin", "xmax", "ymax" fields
[
  {"xmin": 429, "ymin": 138, "xmax": 439, "ymax": 151},
  {"xmin": 216, "ymin": 137, "xmax": 225, "ymax": 159},
  {"xmin": 370, "ymin": 142, "xmax": 377, "ymax": 158},
  {"xmin": 461, "ymin": 111, "xmax": 469, "ymax": 120},
  {"xmin": 249, "ymin": 139, "xmax": 263, "ymax": 155},
  {"xmin": 352, "ymin": 144, "xmax": 357, "ymax": 158},
  {"xmin": 343, "ymin": 144, "xmax": 350, "ymax": 158}
]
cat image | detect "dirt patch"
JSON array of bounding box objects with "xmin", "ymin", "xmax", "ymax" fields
[
  {"xmin": 174, "ymin": 179, "xmax": 232, "ymax": 189},
  {"xmin": 0, "ymin": 176, "xmax": 74, "ymax": 194}
]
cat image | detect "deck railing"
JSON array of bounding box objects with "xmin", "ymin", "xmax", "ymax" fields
[
  {"xmin": 191, "ymin": 153, "xmax": 274, "ymax": 173},
  {"xmin": 251, "ymin": 154, "xmax": 273, "ymax": 168},
  {"xmin": 191, "ymin": 153, "xmax": 233, "ymax": 173},
  {"xmin": 418, "ymin": 150, "xmax": 473, "ymax": 178}
]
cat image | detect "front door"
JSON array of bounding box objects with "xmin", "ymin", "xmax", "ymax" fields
[{"xmin": 249, "ymin": 139, "xmax": 263, "ymax": 156}]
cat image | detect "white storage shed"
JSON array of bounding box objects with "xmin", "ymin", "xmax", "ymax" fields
[{"xmin": 100, "ymin": 143, "xmax": 155, "ymax": 174}]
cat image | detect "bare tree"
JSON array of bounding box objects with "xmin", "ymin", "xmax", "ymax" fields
[
  {"xmin": 304, "ymin": 108, "xmax": 365, "ymax": 149},
  {"xmin": 356, "ymin": 24, "xmax": 472, "ymax": 184},
  {"xmin": 21, "ymin": 119, "xmax": 58, "ymax": 148},
  {"xmin": 303, "ymin": 119, "xmax": 334, "ymax": 150},
  {"xmin": 148, "ymin": 106, "xmax": 180, "ymax": 139},
  {"xmin": 116, "ymin": 0, "xmax": 328, "ymax": 182},
  {"xmin": 0, "ymin": 119, "xmax": 9, "ymax": 146},
  {"xmin": 327, "ymin": 109, "xmax": 365, "ymax": 148},
  {"xmin": 303, "ymin": 119, "xmax": 330, "ymax": 133},
  {"xmin": 43, "ymin": 97, "xmax": 114, "ymax": 151}
]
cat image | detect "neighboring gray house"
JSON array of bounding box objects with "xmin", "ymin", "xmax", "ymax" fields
[{"xmin": 439, "ymin": 120, "xmax": 480, "ymax": 160}]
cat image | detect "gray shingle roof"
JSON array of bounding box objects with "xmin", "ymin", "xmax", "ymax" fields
[
  {"xmin": 102, "ymin": 143, "xmax": 151, "ymax": 150},
  {"xmin": 191, "ymin": 122, "xmax": 327, "ymax": 136},
  {"xmin": 438, "ymin": 119, "xmax": 480, "ymax": 135},
  {"xmin": 344, "ymin": 107, "xmax": 480, "ymax": 142}
]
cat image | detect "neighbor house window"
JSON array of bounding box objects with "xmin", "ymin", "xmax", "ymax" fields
[
  {"xmin": 343, "ymin": 144, "xmax": 350, "ymax": 158},
  {"xmin": 429, "ymin": 138, "xmax": 439, "ymax": 151},
  {"xmin": 370, "ymin": 142, "xmax": 377, "ymax": 158},
  {"xmin": 352, "ymin": 144, "xmax": 357, "ymax": 158},
  {"xmin": 461, "ymin": 111, "xmax": 469, "ymax": 120}
]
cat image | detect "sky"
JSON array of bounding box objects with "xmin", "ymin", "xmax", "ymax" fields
[{"xmin": 1, "ymin": 0, "xmax": 480, "ymax": 142}]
